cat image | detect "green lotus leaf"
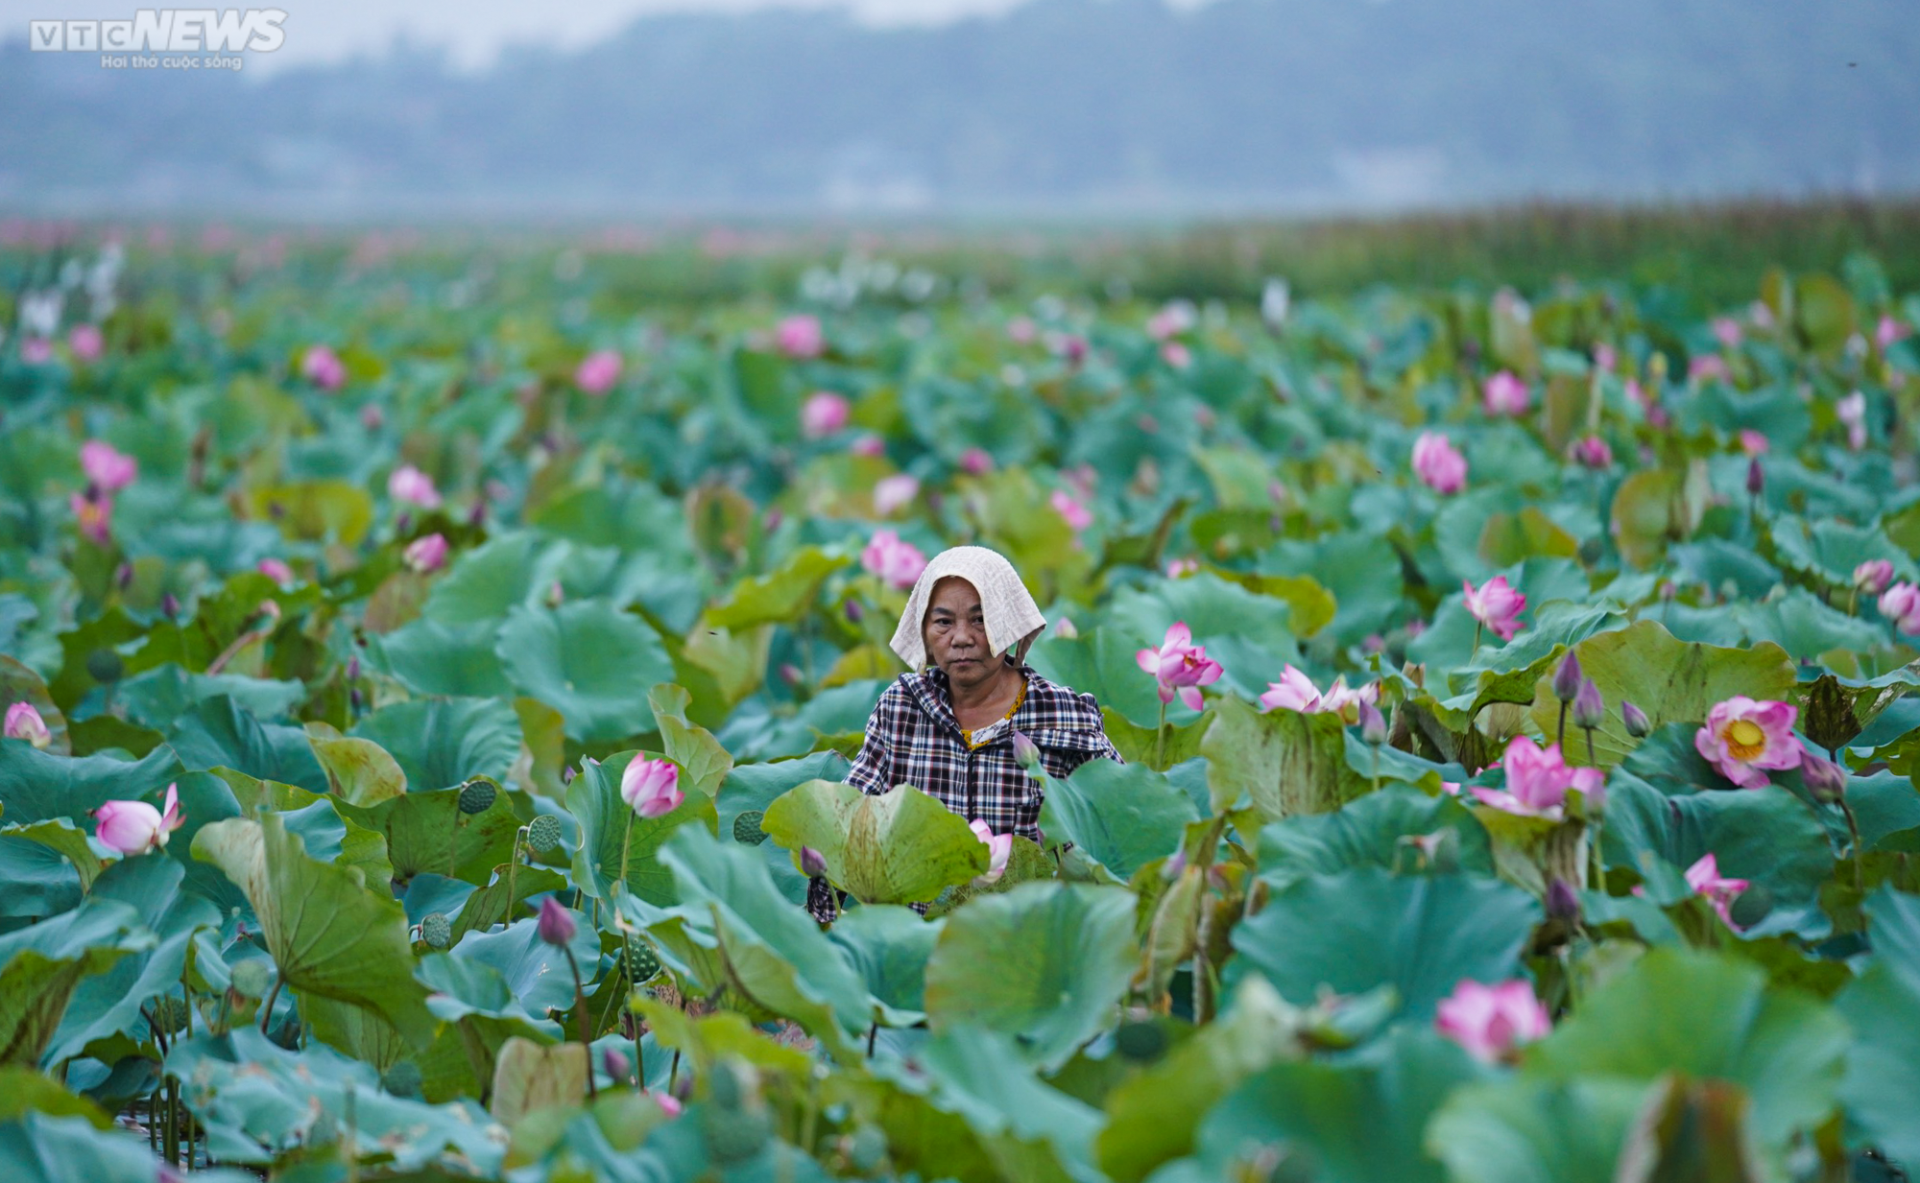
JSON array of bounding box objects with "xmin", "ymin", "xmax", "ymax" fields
[
  {"xmin": 1037, "ymin": 758, "xmax": 1197, "ymax": 883},
  {"xmin": 0, "ymin": 741, "xmax": 182, "ymax": 828},
  {"xmin": 827, "ymin": 904, "xmax": 945, "ymax": 1025},
  {"xmin": 716, "ymin": 751, "xmax": 851, "ymax": 906},
  {"xmin": 1834, "ymin": 888, "xmax": 1920, "ymax": 1163},
  {"xmin": 567, "ymin": 749, "xmax": 717, "ymax": 903},
  {"xmin": 923, "ymin": 881, "xmax": 1137, "ymax": 1071},
  {"xmin": 244, "ymin": 479, "xmax": 375, "ymax": 545},
  {"xmin": 422, "ymin": 532, "xmax": 547, "ymax": 624},
  {"xmin": 351, "ymin": 696, "xmax": 522, "ymax": 792},
  {"xmin": 166, "ymin": 695, "xmax": 326, "ymax": 791},
  {"xmin": 114, "ymin": 663, "xmax": 306, "ymax": 731},
  {"xmin": 760, "ymin": 779, "xmax": 987, "ymax": 906},
  {"xmin": 1526, "ymin": 620, "xmax": 1796, "ymax": 767},
  {"xmin": 1027, "ymin": 627, "xmax": 1169, "ymax": 731},
  {"xmin": 371, "ymin": 617, "xmax": 514, "ymax": 698},
  {"xmin": 490, "ymin": 1035, "xmax": 588, "ymax": 1125},
  {"xmin": 1255, "ymin": 786, "xmax": 1495, "ymax": 892},
  {"xmin": 1425, "ymin": 1075, "xmax": 1650, "ymax": 1183},
  {"xmin": 647, "ymin": 682, "xmax": 732, "ymax": 798},
  {"xmin": 334, "ymin": 779, "xmax": 520, "ymax": 885},
  {"xmin": 0, "ymin": 895, "xmax": 151, "ymax": 1066},
  {"xmin": 705, "ymin": 545, "xmax": 850, "ymax": 630},
  {"xmin": 1770, "ymin": 515, "xmax": 1916, "ymax": 589},
  {"xmin": 0, "ymin": 820, "xmax": 102, "ymax": 895},
  {"xmin": 418, "ymin": 912, "xmax": 601, "ymax": 1042},
  {"xmin": 0, "ymin": 1113, "xmax": 197, "ymax": 1183},
  {"xmin": 0, "ymin": 1069, "xmax": 113, "ymax": 1128},
  {"xmin": 190, "ymin": 811, "xmax": 436, "ymax": 1047},
  {"xmin": 1524, "ymin": 947, "xmax": 1848, "ymax": 1152},
  {"xmin": 309, "ymin": 733, "xmax": 406, "ymax": 805},
  {"xmin": 1200, "ymin": 693, "xmax": 1368, "ymax": 819},
  {"xmin": 495, "ymin": 601, "xmax": 674, "ymax": 742},
  {"xmin": 1230, "ymin": 864, "xmax": 1538, "ymax": 1022}
]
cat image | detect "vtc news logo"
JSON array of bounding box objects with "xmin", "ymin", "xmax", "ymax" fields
[{"xmin": 29, "ymin": 9, "xmax": 287, "ymax": 53}]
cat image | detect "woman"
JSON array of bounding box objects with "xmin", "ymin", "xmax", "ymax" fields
[{"xmin": 807, "ymin": 544, "xmax": 1122, "ymax": 922}]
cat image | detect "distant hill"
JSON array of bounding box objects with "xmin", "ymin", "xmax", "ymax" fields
[{"xmin": 1, "ymin": 0, "xmax": 1915, "ymax": 217}]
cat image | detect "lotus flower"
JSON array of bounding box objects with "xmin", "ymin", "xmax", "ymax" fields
[
  {"xmin": 1877, "ymin": 315, "xmax": 1909, "ymax": 350},
  {"xmin": 776, "ymin": 314, "xmax": 823, "ymax": 359},
  {"xmin": 1160, "ymin": 342, "xmax": 1192, "ymax": 369},
  {"xmin": 537, "ymin": 895, "xmax": 577, "ymax": 946},
  {"xmin": 1257, "ymin": 664, "xmax": 1377, "ymax": 722},
  {"xmin": 1854, "ymin": 560, "xmax": 1895, "ymax": 595},
  {"xmin": 1737, "ymin": 429, "xmax": 1769, "ymax": 457},
  {"xmin": 4, "ymin": 702, "xmax": 51, "ymax": 749},
  {"xmin": 1463, "ymin": 575, "xmax": 1527, "ymax": 641},
  {"xmin": 20, "ymin": 337, "xmax": 52, "ymax": 364},
  {"xmin": 1165, "ymin": 558, "xmax": 1199, "ymax": 579},
  {"xmin": 801, "ymin": 391, "xmax": 851, "ymax": 438},
  {"xmin": 1011, "ymin": 730, "xmax": 1042, "ymax": 771},
  {"xmin": 1694, "ymin": 696, "xmax": 1803, "ymax": 788},
  {"xmin": 1470, "ymin": 736, "xmax": 1572, "ymax": 821},
  {"xmin": 68, "ymin": 323, "xmax": 104, "ymax": 362},
  {"xmin": 1684, "ymin": 852, "xmax": 1749, "ymax": 929},
  {"xmin": 1147, "ymin": 301, "xmax": 1195, "ymax": 340},
  {"xmin": 1482, "ymin": 371, "xmax": 1531, "ymax": 416},
  {"xmin": 80, "ymin": 440, "xmax": 137, "ymax": 493},
  {"xmin": 1052, "ymin": 333, "xmax": 1089, "ymax": 365},
  {"xmin": 69, "ymin": 491, "xmax": 112, "ymax": 544},
  {"xmin": 1880, "ymin": 583, "xmax": 1920, "ymax": 634},
  {"xmin": 959, "ymin": 447, "xmax": 993, "ymax": 475},
  {"xmin": 1711, "ymin": 317, "xmax": 1743, "ymax": 350},
  {"xmin": 1591, "ymin": 343, "xmax": 1616, "ymax": 373},
  {"xmin": 656, "ymin": 1092, "xmax": 684, "ymax": 1117},
  {"xmin": 1006, "ymin": 316, "xmax": 1037, "ymax": 343},
  {"xmin": 387, "ymin": 465, "xmax": 442, "ymax": 510},
  {"xmin": 1435, "ymin": 979, "xmax": 1551, "ymax": 1064},
  {"xmin": 257, "ymin": 558, "xmax": 294, "ymax": 585},
  {"xmin": 1837, "ymin": 391, "xmax": 1868, "ymax": 450},
  {"xmin": 1570, "ymin": 436, "xmax": 1613, "ymax": 469},
  {"xmin": 301, "ymin": 344, "xmax": 346, "ymax": 390},
  {"xmin": 1570, "ymin": 766, "xmax": 1606, "ymax": 817},
  {"xmin": 1135, "ymin": 622, "xmax": 1223, "ymax": 711},
  {"xmin": 861, "ymin": 529, "xmax": 927, "ymax": 590},
  {"xmin": 403, "ymin": 533, "xmax": 449, "ymax": 574},
  {"xmin": 873, "ymin": 474, "xmax": 919, "ymax": 517},
  {"xmin": 92, "ymin": 783, "xmax": 183, "ymax": 855},
  {"xmin": 969, "ymin": 819, "xmax": 1013, "ymax": 882},
  {"xmin": 621, "ymin": 755, "xmax": 682, "ymax": 819},
  {"xmin": 574, "ymin": 349, "xmax": 623, "ymax": 395},
  {"xmin": 1689, "ymin": 355, "xmax": 1729, "ymax": 383},
  {"xmin": 849, "ymin": 434, "xmax": 886, "ymax": 458},
  {"xmin": 1411, "ymin": 432, "xmax": 1468, "ymax": 495},
  {"xmin": 1051, "ymin": 489, "xmax": 1093, "ymax": 532}
]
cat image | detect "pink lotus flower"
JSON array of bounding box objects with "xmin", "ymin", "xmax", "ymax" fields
[
  {"xmin": 1879, "ymin": 583, "xmax": 1920, "ymax": 635},
  {"xmin": 1570, "ymin": 436, "xmax": 1613, "ymax": 469},
  {"xmin": 4, "ymin": 702, "xmax": 51, "ymax": 749},
  {"xmin": 1463, "ymin": 575, "xmax": 1527, "ymax": 641},
  {"xmin": 656, "ymin": 1092, "xmax": 683, "ymax": 1117},
  {"xmin": 1854, "ymin": 560, "xmax": 1895, "ymax": 596},
  {"xmin": 403, "ymin": 533, "xmax": 449, "ymax": 574},
  {"xmin": 1050, "ymin": 333, "xmax": 1089, "ymax": 365},
  {"xmin": 1470, "ymin": 736, "xmax": 1572, "ymax": 821},
  {"xmin": 959, "ymin": 447, "xmax": 993, "ymax": 475},
  {"xmin": 1165, "ymin": 558, "xmax": 1199, "ymax": 579},
  {"xmin": 873, "ymin": 474, "xmax": 920, "ymax": 517},
  {"xmin": 801, "ymin": 391, "xmax": 851, "ymax": 438},
  {"xmin": 861, "ymin": 529, "xmax": 928, "ymax": 590},
  {"xmin": 1482, "ymin": 371, "xmax": 1531, "ymax": 417},
  {"xmin": 1006, "ymin": 317, "xmax": 1037, "ymax": 344},
  {"xmin": 1135, "ymin": 622, "xmax": 1224, "ymax": 712},
  {"xmin": 20, "ymin": 337, "xmax": 52, "ymax": 364},
  {"xmin": 70, "ymin": 491, "xmax": 112, "ymax": 545},
  {"xmin": 1051, "ymin": 489, "xmax": 1093, "ymax": 532},
  {"xmin": 80, "ymin": 440, "xmax": 137, "ymax": 493},
  {"xmin": 1694, "ymin": 697, "xmax": 1803, "ymax": 788},
  {"xmin": 849, "ymin": 434, "xmax": 886, "ymax": 458},
  {"xmin": 92, "ymin": 783, "xmax": 184, "ymax": 855},
  {"xmin": 68, "ymin": 323, "xmax": 104, "ymax": 362},
  {"xmin": 1412, "ymin": 432, "xmax": 1467, "ymax": 495},
  {"xmin": 969, "ymin": 819, "xmax": 1012, "ymax": 882},
  {"xmin": 1147, "ymin": 302, "xmax": 1195, "ymax": 340},
  {"xmin": 1257, "ymin": 664, "xmax": 1378, "ymax": 722},
  {"xmin": 387, "ymin": 465, "xmax": 442, "ymax": 510},
  {"xmin": 1837, "ymin": 391, "xmax": 1867, "ymax": 451},
  {"xmin": 1435, "ymin": 979, "xmax": 1551, "ymax": 1064},
  {"xmin": 1160, "ymin": 342, "xmax": 1192, "ymax": 369},
  {"xmin": 1877, "ymin": 315, "xmax": 1909, "ymax": 351},
  {"xmin": 1591, "ymin": 343, "xmax": 1617, "ymax": 374},
  {"xmin": 1711, "ymin": 317, "xmax": 1743, "ymax": 350},
  {"xmin": 1688, "ymin": 355, "xmax": 1729, "ymax": 383},
  {"xmin": 257, "ymin": 558, "xmax": 294, "ymax": 585},
  {"xmin": 1737, "ymin": 429, "xmax": 1769, "ymax": 457},
  {"xmin": 1684, "ymin": 852, "xmax": 1750, "ymax": 929},
  {"xmin": 776, "ymin": 314, "xmax": 823, "ymax": 359},
  {"xmin": 1570, "ymin": 766, "xmax": 1606, "ymax": 816},
  {"xmin": 301, "ymin": 345, "xmax": 346, "ymax": 390},
  {"xmin": 537, "ymin": 895, "xmax": 577, "ymax": 946},
  {"xmin": 574, "ymin": 349, "xmax": 623, "ymax": 395},
  {"xmin": 621, "ymin": 755, "xmax": 682, "ymax": 819}
]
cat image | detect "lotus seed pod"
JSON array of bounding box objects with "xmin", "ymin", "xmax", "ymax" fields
[
  {"xmin": 381, "ymin": 1061, "xmax": 423, "ymax": 1098},
  {"xmin": 229, "ymin": 959, "xmax": 273, "ymax": 1000},
  {"xmin": 732, "ymin": 810, "xmax": 769, "ymax": 845},
  {"xmin": 1114, "ymin": 1019, "xmax": 1170, "ymax": 1063},
  {"xmin": 527, "ymin": 813, "xmax": 563, "ymax": 854},
  {"xmin": 421, "ymin": 912, "xmax": 452, "ymax": 949},
  {"xmin": 150, "ymin": 995, "xmax": 190, "ymax": 1035},
  {"xmin": 85, "ymin": 648, "xmax": 124, "ymax": 684},
  {"xmin": 456, "ymin": 779, "xmax": 497, "ymax": 815},
  {"xmin": 623, "ymin": 941, "xmax": 661, "ymax": 983}
]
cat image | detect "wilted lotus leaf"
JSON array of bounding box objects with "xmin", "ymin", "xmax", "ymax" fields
[
  {"xmin": 760, "ymin": 779, "xmax": 987, "ymax": 905},
  {"xmin": 1201, "ymin": 694, "xmax": 1367, "ymax": 820}
]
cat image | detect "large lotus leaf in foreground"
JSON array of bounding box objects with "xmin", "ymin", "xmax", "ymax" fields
[
  {"xmin": 1201, "ymin": 693, "xmax": 1368, "ymax": 819},
  {"xmin": 496, "ymin": 600, "xmax": 676, "ymax": 742},
  {"xmin": 0, "ymin": 895, "xmax": 151, "ymax": 1067},
  {"xmin": 1231, "ymin": 864, "xmax": 1538, "ymax": 1022},
  {"xmin": 1836, "ymin": 889, "xmax": 1920, "ymax": 1163},
  {"xmin": 1038, "ymin": 757, "xmax": 1198, "ymax": 883},
  {"xmin": 191, "ymin": 811, "xmax": 436, "ymax": 1047},
  {"xmin": 923, "ymin": 881, "xmax": 1137, "ymax": 1070},
  {"xmin": 761, "ymin": 779, "xmax": 987, "ymax": 905}
]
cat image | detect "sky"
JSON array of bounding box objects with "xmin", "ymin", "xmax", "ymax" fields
[{"xmin": 0, "ymin": 0, "xmax": 1060, "ymax": 71}]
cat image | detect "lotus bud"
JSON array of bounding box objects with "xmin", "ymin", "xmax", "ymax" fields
[
  {"xmin": 1011, "ymin": 729, "xmax": 1041, "ymax": 770},
  {"xmin": 350, "ymin": 687, "xmax": 363, "ymax": 712},
  {"xmin": 1802, "ymin": 754, "xmax": 1848, "ymax": 805},
  {"xmin": 1358, "ymin": 699, "xmax": 1387, "ymax": 747},
  {"xmin": 4, "ymin": 702, "xmax": 52, "ymax": 749},
  {"xmin": 844, "ymin": 598, "xmax": 864, "ymax": 623},
  {"xmin": 1544, "ymin": 877, "xmax": 1581, "ymax": 923},
  {"xmin": 779, "ymin": 663, "xmax": 802, "ymax": 687},
  {"xmin": 1572, "ymin": 678, "xmax": 1605, "ymax": 730},
  {"xmin": 800, "ymin": 846, "xmax": 827, "ymax": 878},
  {"xmin": 562, "ymin": 765, "xmax": 576, "ymax": 785},
  {"xmin": 116, "ymin": 560, "xmax": 134, "ymax": 589},
  {"xmin": 161, "ymin": 592, "xmax": 179, "ymax": 618},
  {"xmin": 1161, "ymin": 849, "xmax": 1187, "ymax": 881},
  {"xmin": 1622, "ymin": 700, "xmax": 1651, "ymax": 738},
  {"xmin": 603, "ymin": 1047, "xmax": 631, "ymax": 1082},
  {"xmin": 536, "ymin": 896, "xmax": 576, "ymax": 946},
  {"xmin": 1552, "ymin": 650, "xmax": 1583, "ymax": 703},
  {"xmin": 346, "ymin": 655, "xmax": 360, "ymax": 681},
  {"xmin": 1746, "ymin": 458, "xmax": 1765, "ymax": 497}
]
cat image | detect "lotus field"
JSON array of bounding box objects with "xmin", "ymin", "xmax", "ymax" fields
[{"xmin": 6, "ymin": 230, "xmax": 1920, "ymax": 1182}]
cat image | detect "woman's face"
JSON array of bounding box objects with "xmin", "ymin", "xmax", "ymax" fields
[{"xmin": 922, "ymin": 576, "xmax": 1000, "ymax": 691}]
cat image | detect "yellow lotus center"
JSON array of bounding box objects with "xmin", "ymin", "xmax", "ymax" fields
[{"xmin": 1724, "ymin": 718, "xmax": 1767, "ymax": 762}]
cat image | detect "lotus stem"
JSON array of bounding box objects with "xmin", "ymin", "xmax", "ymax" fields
[
  {"xmin": 1584, "ymin": 726, "xmax": 1597, "ymax": 767},
  {"xmin": 1556, "ymin": 701, "xmax": 1568, "ymax": 750},
  {"xmin": 866, "ymin": 1021, "xmax": 878, "ymax": 1059},
  {"xmin": 506, "ymin": 825, "xmax": 526, "ymax": 924},
  {"xmin": 1155, "ymin": 700, "xmax": 1167, "ymax": 770},
  {"xmin": 618, "ymin": 809, "xmax": 635, "ymax": 896},
  {"xmin": 561, "ymin": 945, "xmax": 597, "ymax": 1099},
  {"xmin": 259, "ymin": 971, "xmax": 283, "ymax": 1035},
  {"xmin": 344, "ymin": 1080, "xmax": 359, "ymax": 1183},
  {"xmin": 1840, "ymin": 797, "xmax": 1864, "ymax": 892},
  {"xmin": 1471, "ymin": 621, "xmax": 1483, "ymax": 659}
]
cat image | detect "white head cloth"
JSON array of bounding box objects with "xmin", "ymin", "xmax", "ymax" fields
[{"xmin": 889, "ymin": 545, "xmax": 1047, "ymax": 673}]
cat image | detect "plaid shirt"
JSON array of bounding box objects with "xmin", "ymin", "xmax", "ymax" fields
[{"xmin": 807, "ymin": 659, "xmax": 1123, "ymax": 922}]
